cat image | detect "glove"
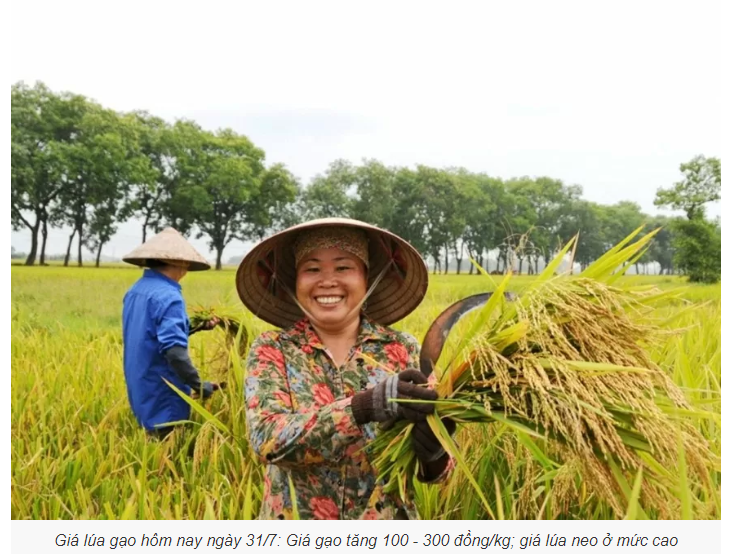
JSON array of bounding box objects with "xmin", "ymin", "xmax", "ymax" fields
[
  {"xmin": 351, "ymin": 369, "xmax": 437, "ymax": 425},
  {"xmin": 413, "ymin": 417, "xmax": 457, "ymax": 482},
  {"xmin": 411, "ymin": 417, "xmax": 457, "ymax": 463}
]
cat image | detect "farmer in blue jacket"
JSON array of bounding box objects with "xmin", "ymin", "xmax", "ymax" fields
[{"xmin": 121, "ymin": 227, "xmax": 223, "ymax": 439}]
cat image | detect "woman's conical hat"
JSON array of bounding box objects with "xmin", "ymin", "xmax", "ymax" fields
[
  {"xmin": 123, "ymin": 227, "xmax": 211, "ymax": 271},
  {"xmin": 236, "ymin": 218, "xmax": 428, "ymax": 328}
]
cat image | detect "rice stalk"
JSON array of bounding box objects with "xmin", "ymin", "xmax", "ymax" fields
[{"xmin": 371, "ymin": 229, "xmax": 717, "ymax": 518}]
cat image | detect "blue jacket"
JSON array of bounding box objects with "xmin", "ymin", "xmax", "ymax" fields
[{"xmin": 122, "ymin": 269, "xmax": 192, "ymax": 431}]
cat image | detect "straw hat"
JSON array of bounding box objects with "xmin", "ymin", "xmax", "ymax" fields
[
  {"xmin": 236, "ymin": 218, "xmax": 428, "ymax": 328},
  {"xmin": 122, "ymin": 227, "xmax": 211, "ymax": 271}
]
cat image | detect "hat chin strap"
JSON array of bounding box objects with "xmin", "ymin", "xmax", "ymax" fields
[{"xmin": 280, "ymin": 258, "xmax": 394, "ymax": 328}]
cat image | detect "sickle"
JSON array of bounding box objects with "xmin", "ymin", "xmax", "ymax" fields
[{"xmin": 419, "ymin": 292, "xmax": 516, "ymax": 377}]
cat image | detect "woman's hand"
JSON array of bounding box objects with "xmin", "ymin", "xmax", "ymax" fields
[
  {"xmin": 351, "ymin": 369, "xmax": 438, "ymax": 425},
  {"xmin": 413, "ymin": 417, "xmax": 457, "ymax": 482},
  {"xmin": 411, "ymin": 417, "xmax": 456, "ymax": 462},
  {"xmin": 204, "ymin": 316, "xmax": 221, "ymax": 330}
]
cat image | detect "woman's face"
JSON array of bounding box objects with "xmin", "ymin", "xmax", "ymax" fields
[{"xmin": 296, "ymin": 247, "xmax": 368, "ymax": 329}]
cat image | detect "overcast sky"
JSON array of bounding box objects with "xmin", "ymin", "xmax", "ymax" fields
[{"xmin": 10, "ymin": 0, "xmax": 721, "ymax": 263}]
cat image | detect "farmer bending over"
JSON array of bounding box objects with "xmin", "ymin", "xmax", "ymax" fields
[
  {"xmin": 238, "ymin": 218, "xmax": 456, "ymax": 519},
  {"xmin": 121, "ymin": 227, "xmax": 222, "ymax": 439}
]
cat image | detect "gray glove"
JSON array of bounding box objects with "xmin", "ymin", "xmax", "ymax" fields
[
  {"xmin": 351, "ymin": 369, "xmax": 437, "ymax": 425},
  {"xmin": 164, "ymin": 345, "xmax": 215, "ymax": 399}
]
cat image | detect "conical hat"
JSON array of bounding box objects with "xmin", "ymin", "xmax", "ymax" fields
[
  {"xmin": 123, "ymin": 227, "xmax": 211, "ymax": 271},
  {"xmin": 236, "ymin": 218, "xmax": 428, "ymax": 328}
]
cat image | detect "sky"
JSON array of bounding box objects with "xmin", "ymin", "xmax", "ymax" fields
[{"xmin": 9, "ymin": 0, "xmax": 722, "ymax": 263}]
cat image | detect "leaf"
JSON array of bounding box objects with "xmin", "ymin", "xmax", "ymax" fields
[
  {"xmin": 426, "ymin": 414, "xmax": 496, "ymax": 519},
  {"xmin": 608, "ymin": 458, "xmax": 649, "ymax": 520},
  {"xmin": 538, "ymin": 234, "xmax": 577, "ymax": 280},
  {"xmin": 624, "ymin": 467, "xmax": 645, "ymax": 520},
  {"xmin": 678, "ymin": 432, "xmax": 692, "ymax": 519},
  {"xmin": 163, "ymin": 379, "xmax": 230, "ymax": 434}
]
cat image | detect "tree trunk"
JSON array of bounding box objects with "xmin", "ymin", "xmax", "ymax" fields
[
  {"xmin": 95, "ymin": 242, "xmax": 104, "ymax": 267},
  {"xmin": 77, "ymin": 225, "xmax": 84, "ymax": 267},
  {"xmin": 453, "ymin": 243, "xmax": 463, "ymax": 275},
  {"xmin": 40, "ymin": 216, "xmax": 49, "ymax": 265},
  {"xmin": 432, "ymin": 253, "xmax": 440, "ymax": 274},
  {"xmin": 444, "ymin": 248, "xmax": 449, "ymax": 275},
  {"xmin": 24, "ymin": 215, "xmax": 41, "ymax": 266},
  {"xmin": 25, "ymin": 219, "xmax": 40, "ymax": 266},
  {"xmin": 518, "ymin": 257, "xmax": 524, "ymax": 274},
  {"xmin": 216, "ymin": 247, "xmax": 223, "ymax": 270},
  {"xmin": 142, "ymin": 223, "xmax": 147, "ymax": 243},
  {"xmin": 64, "ymin": 230, "xmax": 76, "ymax": 267}
]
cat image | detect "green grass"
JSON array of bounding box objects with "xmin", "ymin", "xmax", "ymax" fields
[{"xmin": 10, "ymin": 266, "xmax": 721, "ymax": 519}]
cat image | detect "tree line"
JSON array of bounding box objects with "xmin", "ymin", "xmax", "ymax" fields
[{"xmin": 11, "ymin": 81, "xmax": 721, "ymax": 281}]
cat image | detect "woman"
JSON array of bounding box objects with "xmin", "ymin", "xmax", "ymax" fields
[
  {"xmin": 122, "ymin": 227, "xmax": 223, "ymax": 439},
  {"xmin": 237, "ymin": 218, "xmax": 455, "ymax": 520}
]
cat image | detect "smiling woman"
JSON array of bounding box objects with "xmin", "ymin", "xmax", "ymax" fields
[{"xmin": 236, "ymin": 218, "xmax": 457, "ymax": 520}]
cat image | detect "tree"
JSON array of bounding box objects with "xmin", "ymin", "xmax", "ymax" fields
[
  {"xmin": 351, "ymin": 159, "xmax": 398, "ymax": 230},
  {"xmin": 51, "ymin": 104, "xmax": 132, "ymax": 266},
  {"xmin": 654, "ymin": 155, "xmax": 721, "ymax": 283},
  {"xmin": 82, "ymin": 112, "xmax": 151, "ymax": 266},
  {"xmin": 672, "ymin": 218, "xmax": 720, "ymax": 283},
  {"xmin": 414, "ymin": 166, "xmax": 457, "ymax": 274},
  {"xmin": 301, "ymin": 159, "xmax": 356, "ymax": 220},
  {"xmin": 646, "ymin": 215, "xmax": 676, "ymax": 275},
  {"xmin": 125, "ymin": 111, "xmax": 171, "ymax": 242},
  {"xmin": 558, "ymin": 200, "xmax": 606, "ymax": 271},
  {"xmin": 176, "ymin": 126, "xmax": 267, "ymax": 270},
  {"xmin": 11, "ymin": 81, "xmax": 89, "ymax": 265},
  {"xmin": 654, "ymin": 155, "xmax": 721, "ymax": 220},
  {"xmin": 241, "ymin": 163, "xmax": 300, "ymax": 241}
]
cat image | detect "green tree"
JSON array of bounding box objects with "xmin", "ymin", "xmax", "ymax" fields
[
  {"xmin": 672, "ymin": 218, "xmax": 720, "ymax": 283},
  {"xmin": 242, "ymin": 163, "xmax": 300, "ymax": 241},
  {"xmin": 302, "ymin": 159, "xmax": 356, "ymax": 220},
  {"xmin": 414, "ymin": 166, "xmax": 458, "ymax": 274},
  {"xmin": 176, "ymin": 126, "xmax": 266, "ymax": 270},
  {"xmin": 646, "ymin": 215, "xmax": 676, "ymax": 275},
  {"xmin": 11, "ymin": 81, "xmax": 89, "ymax": 265},
  {"xmin": 654, "ymin": 155, "xmax": 721, "ymax": 220},
  {"xmin": 655, "ymin": 155, "xmax": 721, "ymax": 283},
  {"xmin": 558, "ymin": 200, "xmax": 606, "ymax": 272},
  {"xmin": 83, "ymin": 112, "xmax": 151, "ymax": 266},
  {"xmin": 51, "ymin": 104, "xmax": 132, "ymax": 266},
  {"xmin": 389, "ymin": 167, "xmax": 429, "ymax": 256},
  {"xmin": 351, "ymin": 159, "xmax": 398, "ymax": 229},
  {"xmin": 462, "ymin": 174, "xmax": 504, "ymax": 274},
  {"xmin": 125, "ymin": 111, "xmax": 171, "ymax": 242}
]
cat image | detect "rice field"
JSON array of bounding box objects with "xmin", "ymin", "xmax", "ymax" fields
[{"xmin": 10, "ymin": 264, "xmax": 721, "ymax": 520}]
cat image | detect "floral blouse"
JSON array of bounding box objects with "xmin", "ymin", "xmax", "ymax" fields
[{"xmin": 244, "ymin": 316, "xmax": 449, "ymax": 520}]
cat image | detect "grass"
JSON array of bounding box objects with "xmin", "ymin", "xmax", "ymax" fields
[{"xmin": 10, "ymin": 264, "xmax": 721, "ymax": 519}]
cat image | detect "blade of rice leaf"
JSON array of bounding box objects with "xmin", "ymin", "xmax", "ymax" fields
[
  {"xmin": 163, "ymin": 379, "xmax": 230, "ymax": 434},
  {"xmin": 624, "ymin": 467, "xmax": 645, "ymax": 520},
  {"xmin": 427, "ymin": 414, "xmax": 495, "ymax": 519}
]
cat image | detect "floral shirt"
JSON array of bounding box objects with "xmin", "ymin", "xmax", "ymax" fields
[{"xmin": 244, "ymin": 316, "xmax": 449, "ymax": 520}]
